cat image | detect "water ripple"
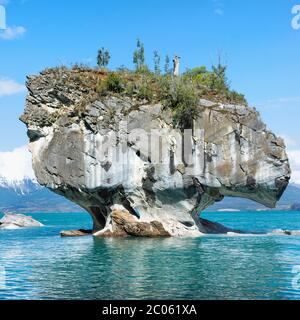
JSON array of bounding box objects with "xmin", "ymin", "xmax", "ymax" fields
[{"xmin": 0, "ymin": 212, "xmax": 300, "ymax": 300}]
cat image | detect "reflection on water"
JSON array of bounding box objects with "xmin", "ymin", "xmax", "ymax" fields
[{"xmin": 0, "ymin": 212, "xmax": 300, "ymax": 300}]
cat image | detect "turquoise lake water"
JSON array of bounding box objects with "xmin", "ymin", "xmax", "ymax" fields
[{"xmin": 1, "ymin": 211, "xmax": 300, "ymax": 300}]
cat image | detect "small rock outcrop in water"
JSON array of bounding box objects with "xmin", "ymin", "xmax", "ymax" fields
[
  {"xmin": 0, "ymin": 213, "xmax": 43, "ymax": 229},
  {"xmin": 20, "ymin": 68, "xmax": 291, "ymax": 236},
  {"xmin": 268, "ymin": 229, "xmax": 300, "ymax": 236},
  {"xmin": 60, "ymin": 229, "xmax": 92, "ymax": 237}
]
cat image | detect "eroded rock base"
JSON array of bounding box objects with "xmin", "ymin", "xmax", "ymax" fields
[{"xmin": 94, "ymin": 209, "xmax": 171, "ymax": 238}]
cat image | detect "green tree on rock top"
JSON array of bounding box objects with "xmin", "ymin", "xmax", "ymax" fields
[{"xmin": 97, "ymin": 47, "xmax": 111, "ymax": 69}]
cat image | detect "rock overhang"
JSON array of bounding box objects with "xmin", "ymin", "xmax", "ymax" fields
[{"xmin": 20, "ymin": 68, "xmax": 291, "ymax": 236}]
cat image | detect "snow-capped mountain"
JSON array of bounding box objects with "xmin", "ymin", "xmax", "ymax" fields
[
  {"xmin": 291, "ymin": 182, "xmax": 300, "ymax": 189},
  {"xmin": 0, "ymin": 146, "xmax": 81, "ymax": 213},
  {"xmin": 0, "ymin": 176, "xmax": 41, "ymax": 195},
  {"xmin": 0, "ymin": 176, "xmax": 81, "ymax": 213}
]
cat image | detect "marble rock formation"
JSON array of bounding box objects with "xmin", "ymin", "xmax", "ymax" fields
[{"xmin": 20, "ymin": 69, "xmax": 291, "ymax": 237}]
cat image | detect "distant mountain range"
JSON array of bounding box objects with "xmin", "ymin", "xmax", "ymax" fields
[
  {"xmin": 206, "ymin": 183, "xmax": 300, "ymax": 212},
  {"xmin": 0, "ymin": 176, "xmax": 299, "ymax": 213},
  {"xmin": 0, "ymin": 176, "xmax": 81, "ymax": 213}
]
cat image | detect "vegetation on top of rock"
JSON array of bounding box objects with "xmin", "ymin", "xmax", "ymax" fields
[
  {"xmin": 97, "ymin": 47, "xmax": 111, "ymax": 69},
  {"xmin": 133, "ymin": 39, "xmax": 146, "ymax": 71},
  {"xmin": 35, "ymin": 40, "xmax": 248, "ymax": 129},
  {"xmin": 164, "ymin": 55, "xmax": 171, "ymax": 75}
]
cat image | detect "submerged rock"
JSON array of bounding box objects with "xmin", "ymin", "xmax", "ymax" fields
[
  {"xmin": 60, "ymin": 229, "xmax": 92, "ymax": 237},
  {"xmin": 20, "ymin": 69, "xmax": 291, "ymax": 237},
  {"xmin": 0, "ymin": 213, "xmax": 44, "ymax": 229}
]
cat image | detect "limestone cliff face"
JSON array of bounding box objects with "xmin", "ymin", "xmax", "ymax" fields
[{"xmin": 20, "ymin": 69, "xmax": 291, "ymax": 236}]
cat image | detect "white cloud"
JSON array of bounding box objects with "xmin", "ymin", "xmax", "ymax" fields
[
  {"xmin": 213, "ymin": 0, "xmax": 224, "ymax": 16},
  {"xmin": 279, "ymin": 134, "xmax": 297, "ymax": 148},
  {"xmin": 0, "ymin": 26, "xmax": 26, "ymax": 40},
  {"xmin": 214, "ymin": 8, "xmax": 224, "ymax": 16},
  {"xmin": 0, "ymin": 78, "xmax": 26, "ymax": 97},
  {"xmin": 0, "ymin": 145, "xmax": 35, "ymax": 181},
  {"xmin": 288, "ymin": 150, "xmax": 300, "ymax": 184},
  {"xmin": 255, "ymin": 97, "xmax": 300, "ymax": 109}
]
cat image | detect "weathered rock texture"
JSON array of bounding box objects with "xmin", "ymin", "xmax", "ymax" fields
[
  {"xmin": 95, "ymin": 208, "xmax": 171, "ymax": 237},
  {"xmin": 0, "ymin": 213, "xmax": 44, "ymax": 229},
  {"xmin": 20, "ymin": 69, "xmax": 291, "ymax": 236}
]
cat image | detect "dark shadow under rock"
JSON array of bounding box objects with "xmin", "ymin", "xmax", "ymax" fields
[{"xmin": 60, "ymin": 229, "xmax": 93, "ymax": 237}]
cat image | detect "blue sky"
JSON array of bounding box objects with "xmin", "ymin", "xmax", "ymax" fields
[{"xmin": 0, "ymin": 0, "xmax": 300, "ymax": 181}]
